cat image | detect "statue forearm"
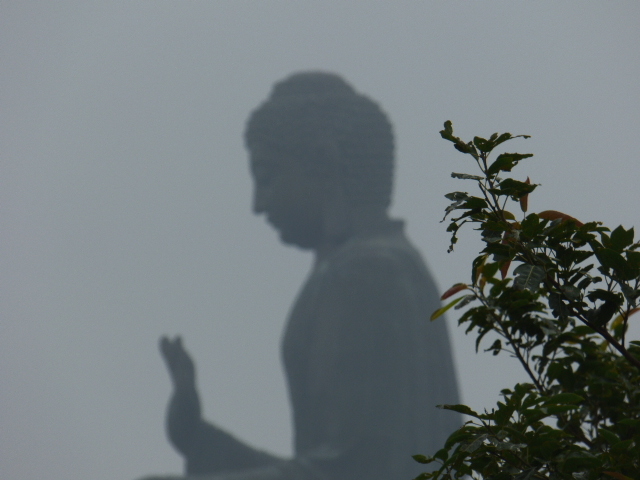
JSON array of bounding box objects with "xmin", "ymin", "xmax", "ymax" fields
[
  {"xmin": 159, "ymin": 337, "xmax": 282, "ymax": 475},
  {"xmin": 165, "ymin": 384, "xmax": 202, "ymax": 455},
  {"xmin": 166, "ymin": 384, "xmax": 281, "ymax": 475}
]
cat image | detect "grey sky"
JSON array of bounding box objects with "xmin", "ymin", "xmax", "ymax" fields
[{"xmin": 2, "ymin": 2, "xmax": 639, "ymax": 480}]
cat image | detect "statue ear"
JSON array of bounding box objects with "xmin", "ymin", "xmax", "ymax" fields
[
  {"xmin": 308, "ymin": 127, "xmax": 341, "ymax": 178},
  {"xmin": 314, "ymin": 129, "xmax": 353, "ymax": 242},
  {"xmin": 322, "ymin": 175, "xmax": 352, "ymax": 243}
]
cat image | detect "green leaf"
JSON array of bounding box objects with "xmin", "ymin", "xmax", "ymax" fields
[
  {"xmin": 595, "ymin": 248, "xmax": 627, "ymax": 272},
  {"xmin": 521, "ymin": 213, "xmax": 541, "ymax": 237},
  {"xmin": 486, "ymin": 338, "xmax": 502, "ymax": 356},
  {"xmin": 412, "ymin": 454, "xmax": 435, "ymax": 464},
  {"xmin": 454, "ymin": 294, "xmax": 477, "ymax": 310},
  {"xmin": 491, "ymin": 178, "xmax": 537, "ymax": 200},
  {"xmin": 442, "ymin": 198, "xmax": 467, "ymax": 221},
  {"xmin": 463, "ymin": 197, "xmax": 488, "ymax": 209},
  {"xmin": 515, "ymin": 468, "xmax": 542, "ymax": 480},
  {"xmin": 492, "ymin": 132, "xmax": 513, "ymax": 147},
  {"xmin": 451, "ymin": 172, "xmax": 484, "ymax": 181},
  {"xmin": 542, "ymin": 404, "xmax": 580, "ymax": 416},
  {"xmin": 491, "ymin": 132, "xmax": 531, "ymax": 149},
  {"xmin": 603, "ymin": 472, "xmax": 635, "ymax": 480},
  {"xmin": 413, "ymin": 473, "xmax": 435, "ymax": 480},
  {"xmin": 433, "ymin": 447, "xmax": 449, "ymax": 461},
  {"xmin": 562, "ymin": 284, "xmax": 581, "ymax": 301},
  {"xmin": 463, "ymin": 433, "xmax": 488, "ymax": 453},
  {"xmin": 444, "ymin": 428, "xmax": 475, "ymax": 449},
  {"xmin": 444, "ymin": 191, "xmax": 469, "ymax": 201},
  {"xmin": 483, "ymin": 243, "xmax": 511, "ymax": 260},
  {"xmin": 473, "ymin": 136, "xmax": 493, "ymax": 153},
  {"xmin": 494, "ymin": 402, "xmax": 515, "ymax": 425},
  {"xmin": 441, "ymin": 120, "xmax": 454, "ymax": 138},
  {"xmin": 544, "ymin": 392, "xmax": 584, "ymax": 404},
  {"xmin": 490, "ymin": 439, "xmax": 526, "ymax": 452},
  {"xmin": 472, "ymin": 255, "xmax": 488, "ymax": 284},
  {"xmin": 609, "ymin": 438, "xmax": 634, "ymax": 454},
  {"xmin": 440, "ymin": 122, "xmax": 478, "ymax": 157},
  {"xmin": 430, "ymin": 296, "xmax": 465, "ymax": 320},
  {"xmin": 561, "ymin": 451, "xmax": 602, "ymax": 471},
  {"xmin": 513, "ymin": 264, "xmax": 546, "ymax": 291},
  {"xmin": 491, "ymin": 474, "xmax": 515, "ymax": 480},
  {"xmin": 598, "ymin": 428, "xmax": 621, "ymax": 445},
  {"xmin": 586, "ymin": 289, "xmax": 620, "ymax": 303},
  {"xmin": 487, "ymin": 153, "xmax": 533, "ymax": 176},
  {"xmin": 610, "ymin": 225, "xmax": 634, "ymax": 251},
  {"xmin": 482, "ymin": 229, "xmax": 503, "ymax": 243},
  {"xmin": 595, "ymin": 247, "xmax": 640, "ymax": 280},
  {"xmin": 437, "ymin": 404, "xmax": 481, "ymax": 418}
]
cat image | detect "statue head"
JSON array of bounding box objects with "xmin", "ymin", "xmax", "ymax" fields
[{"xmin": 245, "ymin": 72, "xmax": 395, "ymax": 249}]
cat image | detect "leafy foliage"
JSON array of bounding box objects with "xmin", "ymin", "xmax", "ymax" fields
[{"xmin": 421, "ymin": 121, "xmax": 640, "ymax": 480}]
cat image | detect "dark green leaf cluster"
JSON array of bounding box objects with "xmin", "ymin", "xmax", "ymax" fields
[{"xmin": 423, "ymin": 122, "xmax": 640, "ymax": 480}]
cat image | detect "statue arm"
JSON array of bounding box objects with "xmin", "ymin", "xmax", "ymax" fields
[
  {"xmin": 154, "ymin": 248, "xmax": 459, "ymax": 480},
  {"xmin": 160, "ymin": 337, "xmax": 282, "ymax": 475},
  {"xmin": 156, "ymin": 253, "xmax": 432, "ymax": 480}
]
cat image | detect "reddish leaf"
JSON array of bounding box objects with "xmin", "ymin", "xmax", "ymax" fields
[
  {"xmin": 441, "ymin": 283, "xmax": 468, "ymax": 300},
  {"xmin": 611, "ymin": 307, "xmax": 640, "ymax": 331},
  {"xmin": 519, "ymin": 177, "xmax": 530, "ymax": 212},
  {"xmin": 538, "ymin": 210, "xmax": 584, "ymax": 227},
  {"xmin": 500, "ymin": 260, "xmax": 511, "ymax": 280},
  {"xmin": 497, "ymin": 231, "xmax": 513, "ymax": 279}
]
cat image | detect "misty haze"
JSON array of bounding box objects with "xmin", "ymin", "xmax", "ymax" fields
[{"xmin": 2, "ymin": 3, "xmax": 639, "ymax": 480}]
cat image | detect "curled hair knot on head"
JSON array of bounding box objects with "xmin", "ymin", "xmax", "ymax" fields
[{"xmin": 245, "ymin": 72, "xmax": 395, "ymax": 210}]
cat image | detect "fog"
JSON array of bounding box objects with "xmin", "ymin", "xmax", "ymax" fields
[{"xmin": 2, "ymin": 2, "xmax": 639, "ymax": 479}]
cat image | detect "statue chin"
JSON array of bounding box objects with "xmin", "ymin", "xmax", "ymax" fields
[
  {"xmin": 273, "ymin": 223, "xmax": 322, "ymax": 250},
  {"xmin": 278, "ymin": 231, "xmax": 317, "ymax": 250}
]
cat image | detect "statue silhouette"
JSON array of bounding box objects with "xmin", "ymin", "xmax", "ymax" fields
[{"xmin": 141, "ymin": 72, "xmax": 460, "ymax": 480}]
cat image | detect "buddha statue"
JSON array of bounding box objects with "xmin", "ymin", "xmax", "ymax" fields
[{"xmin": 141, "ymin": 72, "xmax": 460, "ymax": 480}]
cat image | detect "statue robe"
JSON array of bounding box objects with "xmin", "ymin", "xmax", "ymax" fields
[{"xmin": 163, "ymin": 221, "xmax": 460, "ymax": 480}]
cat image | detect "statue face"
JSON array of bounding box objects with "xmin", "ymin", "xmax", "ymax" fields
[{"xmin": 249, "ymin": 146, "xmax": 326, "ymax": 249}]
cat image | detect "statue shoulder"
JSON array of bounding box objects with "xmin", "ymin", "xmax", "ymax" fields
[
  {"xmin": 313, "ymin": 233, "xmax": 439, "ymax": 313},
  {"xmin": 329, "ymin": 230, "xmax": 428, "ymax": 279}
]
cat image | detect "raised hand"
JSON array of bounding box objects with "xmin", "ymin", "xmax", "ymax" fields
[{"xmin": 159, "ymin": 336, "xmax": 196, "ymax": 391}]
